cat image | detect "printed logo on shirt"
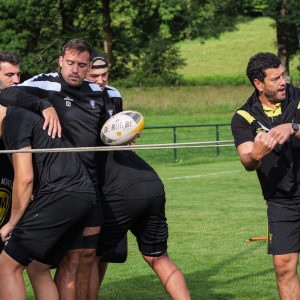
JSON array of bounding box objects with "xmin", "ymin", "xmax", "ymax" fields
[
  {"xmin": 108, "ymin": 109, "xmax": 113, "ymax": 118},
  {"xmin": 256, "ymin": 128, "xmax": 267, "ymax": 134},
  {"xmin": 64, "ymin": 96, "xmax": 73, "ymax": 107},
  {"xmin": 0, "ymin": 188, "xmax": 11, "ymax": 226},
  {"xmin": 90, "ymin": 100, "xmax": 95, "ymax": 108}
]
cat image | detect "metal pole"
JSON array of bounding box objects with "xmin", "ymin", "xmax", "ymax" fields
[
  {"xmin": 173, "ymin": 127, "xmax": 177, "ymax": 162},
  {"xmin": 216, "ymin": 125, "xmax": 220, "ymax": 157}
]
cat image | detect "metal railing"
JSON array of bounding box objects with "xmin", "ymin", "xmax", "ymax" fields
[{"xmin": 136, "ymin": 123, "xmax": 236, "ymax": 163}]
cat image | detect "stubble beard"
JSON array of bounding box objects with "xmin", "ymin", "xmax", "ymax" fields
[
  {"xmin": 0, "ymin": 80, "xmax": 6, "ymax": 91},
  {"xmin": 264, "ymin": 86, "xmax": 286, "ymax": 103}
]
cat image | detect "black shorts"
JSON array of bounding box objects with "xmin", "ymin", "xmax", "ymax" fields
[
  {"xmin": 4, "ymin": 192, "xmax": 94, "ymax": 266},
  {"xmin": 86, "ymin": 186, "xmax": 103, "ymax": 227},
  {"xmin": 267, "ymin": 201, "xmax": 300, "ymax": 255},
  {"xmin": 100, "ymin": 234, "xmax": 128, "ymax": 263},
  {"xmin": 97, "ymin": 194, "xmax": 168, "ymax": 257}
]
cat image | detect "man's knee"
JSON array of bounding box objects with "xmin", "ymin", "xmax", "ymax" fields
[
  {"xmin": 80, "ymin": 248, "xmax": 97, "ymax": 267},
  {"xmin": 59, "ymin": 249, "xmax": 83, "ymax": 273},
  {"xmin": 273, "ymin": 253, "xmax": 299, "ymax": 280},
  {"xmin": 0, "ymin": 251, "xmax": 23, "ymax": 276},
  {"xmin": 143, "ymin": 251, "xmax": 169, "ymax": 269}
]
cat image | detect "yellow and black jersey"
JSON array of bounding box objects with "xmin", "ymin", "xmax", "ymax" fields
[
  {"xmin": 231, "ymin": 84, "xmax": 300, "ymax": 204},
  {"xmin": 0, "ymin": 138, "xmax": 13, "ymax": 229}
]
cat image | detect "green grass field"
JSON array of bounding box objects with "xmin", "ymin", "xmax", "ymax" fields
[
  {"xmin": 178, "ymin": 17, "xmax": 300, "ymax": 84},
  {"xmin": 24, "ymin": 160, "xmax": 282, "ymax": 299},
  {"xmin": 121, "ymin": 85, "xmax": 254, "ymax": 116}
]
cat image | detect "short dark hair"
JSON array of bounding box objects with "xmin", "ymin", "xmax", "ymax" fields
[
  {"xmin": 62, "ymin": 39, "xmax": 93, "ymax": 61},
  {"xmin": 246, "ymin": 52, "xmax": 282, "ymax": 87},
  {"xmin": 0, "ymin": 51, "xmax": 23, "ymax": 70}
]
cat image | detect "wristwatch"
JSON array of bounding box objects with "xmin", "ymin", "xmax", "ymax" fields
[{"xmin": 292, "ymin": 123, "xmax": 299, "ymax": 136}]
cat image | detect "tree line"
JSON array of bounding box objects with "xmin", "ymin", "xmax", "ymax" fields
[{"xmin": 0, "ymin": 0, "xmax": 299, "ymax": 84}]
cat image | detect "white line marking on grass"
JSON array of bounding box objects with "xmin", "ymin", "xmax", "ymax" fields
[{"xmin": 166, "ymin": 170, "xmax": 241, "ymax": 180}]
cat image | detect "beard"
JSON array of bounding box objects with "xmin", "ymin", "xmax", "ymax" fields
[
  {"xmin": 264, "ymin": 85, "xmax": 286, "ymax": 103},
  {"xmin": 0, "ymin": 80, "xmax": 6, "ymax": 91}
]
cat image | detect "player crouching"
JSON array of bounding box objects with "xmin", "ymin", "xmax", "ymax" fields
[{"xmin": 0, "ymin": 105, "xmax": 95, "ymax": 300}]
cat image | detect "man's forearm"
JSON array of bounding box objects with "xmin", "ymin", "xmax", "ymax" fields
[
  {"xmin": 9, "ymin": 179, "xmax": 33, "ymax": 227},
  {"xmin": 240, "ymin": 151, "xmax": 261, "ymax": 171},
  {"xmin": 0, "ymin": 86, "xmax": 52, "ymax": 112}
]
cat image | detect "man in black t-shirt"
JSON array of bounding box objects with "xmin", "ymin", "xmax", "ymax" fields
[
  {"xmin": 0, "ymin": 51, "xmax": 23, "ymax": 253},
  {"xmin": 86, "ymin": 50, "xmax": 191, "ymax": 300},
  {"xmin": 0, "ymin": 105, "xmax": 95, "ymax": 300},
  {"xmin": 0, "ymin": 39, "xmax": 104, "ymax": 300},
  {"xmin": 231, "ymin": 52, "xmax": 300, "ymax": 299}
]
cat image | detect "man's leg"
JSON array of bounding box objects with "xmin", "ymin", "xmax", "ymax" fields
[
  {"xmin": 273, "ymin": 252, "xmax": 300, "ymax": 300},
  {"xmin": 0, "ymin": 251, "xmax": 26, "ymax": 300},
  {"xmin": 54, "ymin": 248, "xmax": 82, "ymax": 300},
  {"xmin": 143, "ymin": 251, "xmax": 190, "ymax": 300},
  {"xmin": 87, "ymin": 256, "xmax": 106, "ymax": 300},
  {"xmin": 98, "ymin": 261, "xmax": 108, "ymax": 287},
  {"xmin": 26, "ymin": 260, "xmax": 59, "ymax": 300},
  {"xmin": 77, "ymin": 226, "xmax": 101, "ymax": 300}
]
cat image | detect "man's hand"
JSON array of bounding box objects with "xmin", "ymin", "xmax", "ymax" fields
[
  {"xmin": 126, "ymin": 133, "xmax": 141, "ymax": 153},
  {"xmin": 0, "ymin": 222, "xmax": 14, "ymax": 242},
  {"xmin": 268, "ymin": 123, "xmax": 293, "ymax": 145},
  {"xmin": 42, "ymin": 107, "xmax": 62, "ymax": 139},
  {"xmin": 251, "ymin": 132, "xmax": 278, "ymax": 161},
  {"xmin": 237, "ymin": 132, "xmax": 278, "ymax": 171}
]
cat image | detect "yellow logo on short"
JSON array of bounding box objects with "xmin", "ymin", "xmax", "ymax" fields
[
  {"xmin": 269, "ymin": 233, "xmax": 273, "ymax": 244},
  {"xmin": 256, "ymin": 128, "xmax": 266, "ymax": 134},
  {"xmin": 0, "ymin": 188, "xmax": 11, "ymax": 226},
  {"xmin": 117, "ymin": 132, "xmax": 121, "ymax": 137}
]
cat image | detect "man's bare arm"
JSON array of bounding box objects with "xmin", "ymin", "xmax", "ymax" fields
[
  {"xmin": 237, "ymin": 132, "xmax": 277, "ymax": 171},
  {"xmin": 268, "ymin": 123, "xmax": 300, "ymax": 144},
  {"xmin": 0, "ymin": 147, "xmax": 33, "ymax": 242}
]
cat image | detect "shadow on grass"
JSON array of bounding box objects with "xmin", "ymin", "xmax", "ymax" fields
[
  {"xmin": 24, "ymin": 243, "xmax": 274, "ymax": 300},
  {"xmin": 95, "ymin": 243, "xmax": 274, "ymax": 300}
]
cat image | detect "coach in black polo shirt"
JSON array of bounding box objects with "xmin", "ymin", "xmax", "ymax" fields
[
  {"xmin": 231, "ymin": 52, "xmax": 300, "ymax": 299},
  {"xmin": 0, "ymin": 104, "xmax": 95, "ymax": 299}
]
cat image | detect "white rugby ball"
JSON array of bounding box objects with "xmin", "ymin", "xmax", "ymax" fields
[{"xmin": 100, "ymin": 110, "xmax": 145, "ymax": 146}]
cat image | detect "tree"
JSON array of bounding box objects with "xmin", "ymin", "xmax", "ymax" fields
[
  {"xmin": 0, "ymin": 0, "xmax": 103, "ymax": 80},
  {"xmin": 102, "ymin": 0, "xmax": 113, "ymax": 82},
  {"xmin": 264, "ymin": 0, "xmax": 300, "ymax": 81}
]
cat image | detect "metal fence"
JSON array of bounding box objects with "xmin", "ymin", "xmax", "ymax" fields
[{"xmin": 135, "ymin": 123, "xmax": 238, "ymax": 164}]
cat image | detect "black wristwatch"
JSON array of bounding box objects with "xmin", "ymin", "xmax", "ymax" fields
[{"xmin": 292, "ymin": 123, "xmax": 299, "ymax": 136}]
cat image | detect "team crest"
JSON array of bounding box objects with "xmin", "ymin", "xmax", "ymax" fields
[
  {"xmin": 108, "ymin": 109, "xmax": 114, "ymax": 118},
  {"xmin": 90, "ymin": 100, "xmax": 95, "ymax": 108},
  {"xmin": 0, "ymin": 188, "xmax": 11, "ymax": 226}
]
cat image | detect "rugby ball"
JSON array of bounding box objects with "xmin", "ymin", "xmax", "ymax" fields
[{"xmin": 100, "ymin": 110, "xmax": 145, "ymax": 146}]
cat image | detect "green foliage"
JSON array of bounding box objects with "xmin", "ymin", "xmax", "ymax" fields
[
  {"xmin": 263, "ymin": 0, "xmax": 300, "ymax": 59},
  {"xmin": 0, "ymin": 0, "xmax": 104, "ymax": 80},
  {"xmin": 0, "ymin": 0, "xmax": 255, "ymax": 82},
  {"xmin": 238, "ymin": 0, "xmax": 268, "ymax": 15},
  {"xmin": 184, "ymin": 0, "xmax": 239, "ymax": 40}
]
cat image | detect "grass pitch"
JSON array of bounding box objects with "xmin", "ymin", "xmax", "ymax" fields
[
  {"xmin": 178, "ymin": 17, "xmax": 300, "ymax": 84},
  {"xmin": 24, "ymin": 160, "xmax": 281, "ymax": 299}
]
